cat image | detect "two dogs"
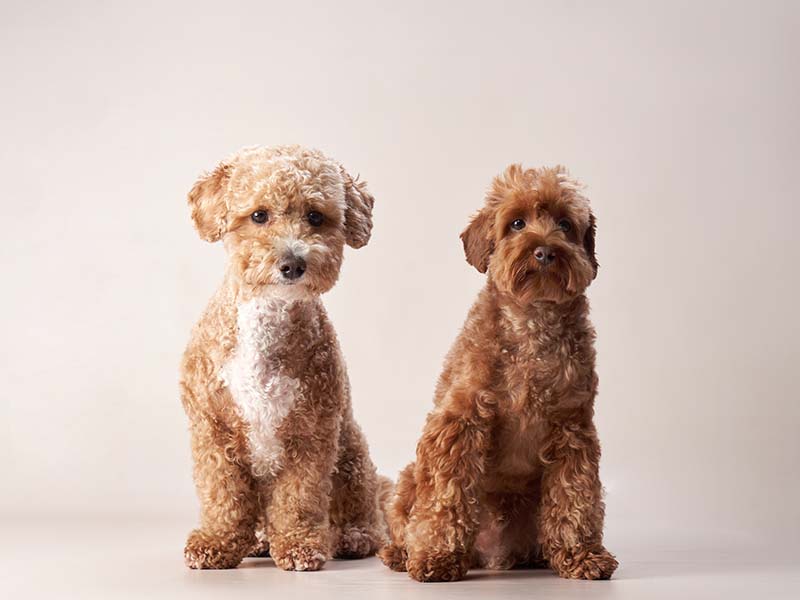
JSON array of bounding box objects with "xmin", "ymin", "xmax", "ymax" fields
[{"xmin": 180, "ymin": 145, "xmax": 617, "ymax": 582}]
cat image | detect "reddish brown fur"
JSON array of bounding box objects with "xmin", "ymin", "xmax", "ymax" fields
[
  {"xmin": 180, "ymin": 145, "xmax": 388, "ymax": 571},
  {"xmin": 380, "ymin": 165, "xmax": 617, "ymax": 582}
]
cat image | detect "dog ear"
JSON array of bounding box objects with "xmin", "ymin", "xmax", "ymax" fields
[
  {"xmin": 460, "ymin": 207, "xmax": 495, "ymax": 273},
  {"xmin": 341, "ymin": 169, "xmax": 374, "ymax": 249},
  {"xmin": 584, "ymin": 212, "xmax": 598, "ymax": 278},
  {"xmin": 187, "ymin": 162, "xmax": 232, "ymax": 242}
]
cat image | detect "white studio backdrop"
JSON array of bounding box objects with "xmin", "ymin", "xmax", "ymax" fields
[{"xmin": 0, "ymin": 0, "xmax": 798, "ymax": 560}]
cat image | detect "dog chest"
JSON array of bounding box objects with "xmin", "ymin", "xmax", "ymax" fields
[
  {"xmin": 489, "ymin": 416, "xmax": 547, "ymax": 485},
  {"xmin": 221, "ymin": 296, "xmax": 304, "ymax": 478}
]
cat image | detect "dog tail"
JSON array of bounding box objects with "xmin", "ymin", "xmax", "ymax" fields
[
  {"xmin": 374, "ymin": 474, "xmax": 395, "ymax": 550},
  {"xmin": 377, "ymin": 474, "xmax": 394, "ymax": 516}
]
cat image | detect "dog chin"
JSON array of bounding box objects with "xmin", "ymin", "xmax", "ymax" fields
[
  {"xmin": 510, "ymin": 269, "xmax": 575, "ymax": 304},
  {"xmin": 260, "ymin": 281, "xmax": 316, "ymax": 301}
]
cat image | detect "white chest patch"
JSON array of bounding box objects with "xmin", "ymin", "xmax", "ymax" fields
[{"xmin": 221, "ymin": 296, "xmax": 302, "ymax": 478}]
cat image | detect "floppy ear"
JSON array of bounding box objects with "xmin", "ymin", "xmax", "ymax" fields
[
  {"xmin": 341, "ymin": 169, "xmax": 374, "ymax": 249},
  {"xmin": 187, "ymin": 162, "xmax": 231, "ymax": 242},
  {"xmin": 460, "ymin": 207, "xmax": 495, "ymax": 273},
  {"xmin": 584, "ymin": 212, "xmax": 598, "ymax": 278}
]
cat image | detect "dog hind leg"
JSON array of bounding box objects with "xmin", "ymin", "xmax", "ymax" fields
[{"xmin": 329, "ymin": 417, "xmax": 388, "ymax": 559}]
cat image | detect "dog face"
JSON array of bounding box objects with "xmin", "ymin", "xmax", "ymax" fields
[
  {"xmin": 187, "ymin": 146, "xmax": 374, "ymax": 296},
  {"xmin": 461, "ymin": 165, "xmax": 597, "ymax": 304}
]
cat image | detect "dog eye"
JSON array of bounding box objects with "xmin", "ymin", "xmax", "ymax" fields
[
  {"xmin": 251, "ymin": 210, "xmax": 268, "ymax": 224},
  {"xmin": 510, "ymin": 219, "xmax": 526, "ymax": 231},
  {"xmin": 307, "ymin": 211, "xmax": 324, "ymax": 227},
  {"xmin": 557, "ymin": 218, "xmax": 572, "ymax": 233}
]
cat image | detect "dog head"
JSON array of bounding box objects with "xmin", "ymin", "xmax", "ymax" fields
[
  {"xmin": 461, "ymin": 165, "xmax": 597, "ymax": 304},
  {"xmin": 187, "ymin": 145, "xmax": 374, "ymax": 296}
]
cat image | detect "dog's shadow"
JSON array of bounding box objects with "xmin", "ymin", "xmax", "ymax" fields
[
  {"xmin": 238, "ymin": 557, "xmax": 276, "ymax": 570},
  {"xmin": 239, "ymin": 557, "xmax": 593, "ymax": 580},
  {"xmin": 239, "ymin": 550, "xmax": 775, "ymax": 582}
]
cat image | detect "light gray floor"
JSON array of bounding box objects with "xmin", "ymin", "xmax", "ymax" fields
[{"xmin": 2, "ymin": 517, "xmax": 798, "ymax": 600}]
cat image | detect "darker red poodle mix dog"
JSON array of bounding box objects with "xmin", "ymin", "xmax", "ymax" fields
[{"xmin": 380, "ymin": 165, "xmax": 618, "ymax": 582}]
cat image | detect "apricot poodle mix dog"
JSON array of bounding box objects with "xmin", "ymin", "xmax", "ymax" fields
[
  {"xmin": 180, "ymin": 145, "xmax": 388, "ymax": 571},
  {"xmin": 380, "ymin": 165, "xmax": 618, "ymax": 582}
]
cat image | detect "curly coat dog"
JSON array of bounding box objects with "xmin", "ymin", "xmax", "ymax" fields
[
  {"xmin": 379, "ymin": 165, "xmax": 618, "ymax": 582},
  {"xmin": 180, "ymin": 145, "xmax": 389, "ymax": 571}
]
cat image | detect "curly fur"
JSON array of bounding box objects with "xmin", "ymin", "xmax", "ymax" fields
[
  {"xmin": 379, "ymin": 165, "xmax": 618, "ymax": 582},
  {"xmin": 180, "ymin": 145, "xmax": 387, "ymax": 571}
]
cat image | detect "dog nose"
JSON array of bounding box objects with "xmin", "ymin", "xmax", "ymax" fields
[
  {"xmin": 279, "ymin": 256, "xmax": 306, "ymax": 281},
  {"xmin": 533, "ymin": 246, "xmax": 556, "ymax": 266}
]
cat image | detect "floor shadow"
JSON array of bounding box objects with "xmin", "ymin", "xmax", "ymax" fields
[{"xmin": 617, "ymin": 558, "xmax": 800, "ymax": 581}]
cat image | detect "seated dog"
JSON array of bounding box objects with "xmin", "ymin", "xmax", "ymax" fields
[
  {"xmin": 180, "ymin": 145, "xmax": 388, "ymax": 571},
  {"xmin": 380, "ymin": 165, "xmax": 618, "ymax": 582}
]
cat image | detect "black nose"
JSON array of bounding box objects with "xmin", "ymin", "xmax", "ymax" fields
[
  {"xmin": 279, "ymin": 256, "xmax": 306, "ymax": 280},
  {"xmin": 533, "ymin": 246, "xmax": 556, "ymax": 266}
]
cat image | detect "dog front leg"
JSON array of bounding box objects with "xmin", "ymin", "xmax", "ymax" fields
[
  {"xmin": 405, "ymin": 391, "xmax": 493, "ymax": 582},
  {"xmin": 267, "ymin": 421, "xmax": 338, "ymax": 572},
  {"xmin": 184, "ymin": 420, "xmax": 258, "ymax": 569},
  {"xmin": 537, "ymin": 422, "xmax": 618, "ymax": 579}
]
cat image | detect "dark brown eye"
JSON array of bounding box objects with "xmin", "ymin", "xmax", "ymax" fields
[
  {"xmin": 307, "ymin": 211, "xmax": 324, "ymax": 227},
  {"xmin": 510, "ymin": 218, "xmax": 526, "ymax": 231},
  {"xmin": 251, "ymin": 210, "xmax": 268, "ymax": 224},
  {"xmin": 557, "ymin": 218, "xmax": 572, "ymax": 233}
]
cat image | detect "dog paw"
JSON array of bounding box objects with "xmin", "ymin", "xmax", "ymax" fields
[
  {"xmin": 271, "ymin": 543, "xmax": 328, "ymax": 572},
  {"xmin": 332, "ymin": 526, "xmax": 379, "ymax": 559},
  {"xmin": 378, "ymin": 543, "xmax": 408, "ymax": 572},
  {"xmin": 406, "ymin": 549, "xmax": 469, "ymax": 582},
  {"xmin": 552, "ymin": 546, "xmax": 618, "ymax": 580},
  {"xmin": 184, "ymin": 529, "xmax": 247, "ymax": 570},
  {"xmin": 247, "ymin": 538, "xmax": 270, "ymax": 558}
]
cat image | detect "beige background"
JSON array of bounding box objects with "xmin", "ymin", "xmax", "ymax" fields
[{"xmin": 1, "ymin": 1, "xmax": 798, "ymax": 598}]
